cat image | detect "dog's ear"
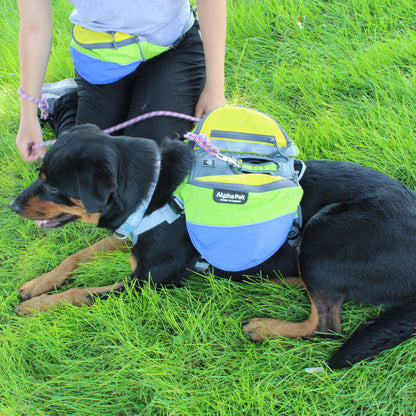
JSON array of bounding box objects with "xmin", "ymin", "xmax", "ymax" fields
[{"xmin": 76, "ymin": 165, "xmax": 116, "ymax": 213}]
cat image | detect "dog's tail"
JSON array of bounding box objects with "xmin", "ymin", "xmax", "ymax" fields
[{"xmin": 326, "ymin": 300, "xmax": 416, "ymax": 369}]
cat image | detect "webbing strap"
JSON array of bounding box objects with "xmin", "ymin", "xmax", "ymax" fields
[
  {"xmin": 114, "ymin": 152, "xmax": 161, "ymax": 239},
  {"xmin": 129, "ymin": 196, "xmax": 184, "ymax": 244},
  {"xmin": 286, "ymin": 205, "xmax": 303, "ymax": 248}
]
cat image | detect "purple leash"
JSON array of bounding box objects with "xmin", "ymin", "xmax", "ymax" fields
[
  {"xmin": 18, "ymin": 87, "xmax": 49, "ymax": 121},
  {"xmin": 22, "ymin": 98, "xmax": 241, "ymax": 166},
  {"xmin": 104, "ymin": 111, "xmax": 201, "ymax": 134},
  {"xmin": 183, "ymin": 131, "xmax": 221, "ymax": 157},
  {"xmin": 30, "ymin": 110, "xmax": 202, "ymax": 151},
  {"xmin": 184, "ymin": 131, "xmax": 242, "ymax": 167}
]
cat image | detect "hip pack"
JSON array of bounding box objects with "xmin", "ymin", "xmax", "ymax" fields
[
  {"xmin": 70, "ymin": 11, "xmax": 195, "ymax": 84},
  {"xmin": 174, "ymin": 106, "xmax": 304, "ymax": 271}
]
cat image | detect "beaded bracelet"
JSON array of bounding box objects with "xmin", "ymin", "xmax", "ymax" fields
[{"xmin": 17, "ymin": 87, "xmax": 49, "ymax": 120}]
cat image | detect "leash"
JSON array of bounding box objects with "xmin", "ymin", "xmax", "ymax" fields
[
  {"xmin": 17, "ymin": 89, "xmax": 202, "ymax": 147},
  {"xmin": 18, "ymin": 88, "xmax": 239, "ymax": 166},
  {"xmin": 30, "ymin": 111, "xmax": 238, "ymax": 165},
  {"xmin": 28, "ymin": 110, "xmax": 201, "ymax": 150},
  {"xmin": 104, "ymin": 111, "xmax": 200, "ymax": 134},
  {"xmin": 183, "ymin": 132, "xmax": 242, "ymax": 168},
  {"xmin": 18, "ymin": 87, "xmax": 49, "ymax": 121}
]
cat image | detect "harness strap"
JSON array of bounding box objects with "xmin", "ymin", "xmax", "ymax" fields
[
  {"xmin": 286, "ymin": 160, "xmax": 306, "ymax": 248},
  {"xmin": 129, "ymin": 196, "xmax": 184, "ymax": 244},
  {"xmin": 286, "ymin": 205, "xmax": 302, "ymax": 248},
  {"xmin": 114, "ymin": 151, "xmax": 161, "ymax": 239}
]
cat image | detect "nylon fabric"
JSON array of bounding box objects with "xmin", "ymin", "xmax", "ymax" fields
[
  {"xmin": 69, "ymin": 3, "xmax": 195, "ymax": 84},
  {"xmin": 187, "ymin": 212, "xmax": 297, "ymax": 271},
  {"xmin": 174, "ymin": 106, "xmax": 304, "ymax": 271}
]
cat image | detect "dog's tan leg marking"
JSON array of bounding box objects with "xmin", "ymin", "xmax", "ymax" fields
[
  {"xmin": 15, "ymin": 282, "xmax": 125, "ymax": 316},
  {"xmin": 268, "ymin": 276, "xmax": 304, "ymax": 288},
  {"xmin": 129, "ymin": 253, "xmax": 138, "ymax": 272},
  {"xmin": 18, "ymin": 235, "xmax": 130, "ymax": 300},
  {"xmin": 242, "ymin": 298, "xmax": 320, "ymax": 341},
  {"xmin": 242, "ymin": 287, "xmax": 344, "ymax": 342}
]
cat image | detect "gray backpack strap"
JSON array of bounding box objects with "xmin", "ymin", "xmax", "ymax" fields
[
  {"xmin": 286, "ymin": 205, "xmax": 302, "ymax": 248},
  {"xmin": 130, "ymin": 196, "xmax": 184, "ymax": 244}
]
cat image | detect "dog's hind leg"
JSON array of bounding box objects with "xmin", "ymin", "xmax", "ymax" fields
[
  {"xmin": 15, "ymin": 281, "xmax": 126, "ymax": 316},
  {"xmin": 18, "ymin": 235, "xmax": 130, "ymax": 300},
  {"xmin": 327, "ymin": 300, "xmax": 416, "ymax": 368},
  {"xmin": 268, "ymin": 276, "xmax": 304, "ymax": 288},
  {"xmin": 242, "ymin": 288, "xmax": 344, "ymax": 342}
]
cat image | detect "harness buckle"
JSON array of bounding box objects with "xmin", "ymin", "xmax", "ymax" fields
[{"xmin": 169, "ymin": 195, "xmax": 185, "ymax": 214}]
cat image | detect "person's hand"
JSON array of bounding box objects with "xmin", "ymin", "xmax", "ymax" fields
[
  {"xmin": 194, "ymin": 84, "xmax": 225, "ymax": 120},
  {"xmin": 16, "ymin": 117, "xmax": 46, "ymax": 161}
]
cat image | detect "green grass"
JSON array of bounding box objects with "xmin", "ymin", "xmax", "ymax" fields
[{"xmin": 1, "ymin": 0, "xmax": 416, "ymax": 414}]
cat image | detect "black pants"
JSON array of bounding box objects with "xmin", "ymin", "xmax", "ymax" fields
[{"xmin": 55, "ymin": 21, "xmax": 205, "ymax": 143}]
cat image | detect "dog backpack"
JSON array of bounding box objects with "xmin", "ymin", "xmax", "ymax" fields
[{"xmin": 174, "ymin": 106, "xmax": 304, "ymax": 271}]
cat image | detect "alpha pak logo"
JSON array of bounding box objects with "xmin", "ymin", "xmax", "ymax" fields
[{"xmin": 213, "ymin": 189, "xmax": 248, "ymax": 204}]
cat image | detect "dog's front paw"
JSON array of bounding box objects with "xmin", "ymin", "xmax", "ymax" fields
[
  {"xmin": 18, "ymin": 272, "xmax": 67, "ymax": 300},
  {"xmin": 15, "ymin": 294, "xmax": 59, "ymax": 316},
  {"xmin": 242, "ymin": 318, "xmax": 288, "ymax": 341}
]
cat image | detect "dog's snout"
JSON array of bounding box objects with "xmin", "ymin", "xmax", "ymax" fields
[{"xmin": 10, "ymin": 197, "xmax": 23, "ymax": 214}]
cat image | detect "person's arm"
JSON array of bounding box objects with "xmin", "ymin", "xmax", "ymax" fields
[
  {"xmin": 16, "ymin": 0, "xmax": 53, "ymax": 161},
  {"xmin": 194, "ymin": 0, "xmax": 226, "ymax": 119}
]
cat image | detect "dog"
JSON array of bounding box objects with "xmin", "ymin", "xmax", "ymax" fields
[{"xmin": 11, "ymin": 124, "xmax": 416, "ymax": 369}]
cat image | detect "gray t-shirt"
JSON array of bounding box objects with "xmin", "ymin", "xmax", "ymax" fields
[{"xmin": 68, "ymin": 0, "xmax": 193, "ymax": 46}]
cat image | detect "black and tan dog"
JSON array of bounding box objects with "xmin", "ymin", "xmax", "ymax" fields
[{"xmin": 11, "ymin": 124, "xmax": 416, "ymax": 369}]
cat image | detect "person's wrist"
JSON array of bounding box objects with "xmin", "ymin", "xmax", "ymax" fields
[
  {"xmin": 203, "ymin": 82, "xmax": 225, "ymax": 103},
  {"xmin": 19, "ymin": 104, "xmax": 40, "ymax": 123},
  {"xmin": 204, "ymin": 74, "xmax": 224, "ymax": 90}
]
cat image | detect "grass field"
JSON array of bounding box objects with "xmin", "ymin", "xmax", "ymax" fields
[{"xmin": 1, "ymin": 0, "xmax": 416, "ymax": 414}]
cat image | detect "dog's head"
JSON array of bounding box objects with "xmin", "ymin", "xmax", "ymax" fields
[{"xmin": 11, "ymin": 124, "xmax": 162, "ymax": 230}]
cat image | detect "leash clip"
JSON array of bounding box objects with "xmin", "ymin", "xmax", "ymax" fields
[
  {"xmin": 216, "ymin": 153, "xmax": 242, "ymax": 169},
  {"xmin": 113, "ymin": 231, "xmax": 129, "ymax": 240}
]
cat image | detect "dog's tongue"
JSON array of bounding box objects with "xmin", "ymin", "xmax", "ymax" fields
[
  {"xmin": 34, "ymin": 214, "xmax": 77, "ymax": 228},
  {"xmin": 35, "ymin": 219, "xmax": 55, "ymax": 228}
]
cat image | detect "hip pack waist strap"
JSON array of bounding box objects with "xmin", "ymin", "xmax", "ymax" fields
[{"xmin": 72, "ymin": 12, "xmax": 195, "ymax": 51}]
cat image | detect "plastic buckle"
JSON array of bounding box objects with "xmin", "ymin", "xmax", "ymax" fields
[{"xmin": 169, "ymin": 196, "xmax": 185, "ymax": 215}]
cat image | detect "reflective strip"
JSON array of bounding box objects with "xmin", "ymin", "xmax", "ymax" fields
[
  {"xmin": 211, "ymin": 130, "xmax": 276, "ymax": 144},
  {"xmin": 70, "ymin": 38, "xmax": 169, "ymax": 64},
  {"xmin": 194, "ymin": 106, "xmax": 290, "ymax": 147},
  {"xmin": 205, "ymin": 138, "xmax": 276, "ymax": 155},
  {"xmin": 208, "ymin": 130, "xmax": 277, "ymax": 155}
]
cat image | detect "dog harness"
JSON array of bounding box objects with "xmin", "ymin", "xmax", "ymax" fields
[
  {"xmin": 119, "ymin": 107, "xmax": 305, "ymax": 272},
  {"xmin": 114, "ymin": 151, "xmax": 162, "ymax": 239}
]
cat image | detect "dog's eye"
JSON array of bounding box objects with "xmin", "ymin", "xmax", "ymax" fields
[{"xmin": 45, "ymin": 183, "xmax": 58, "ymax": 194}]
